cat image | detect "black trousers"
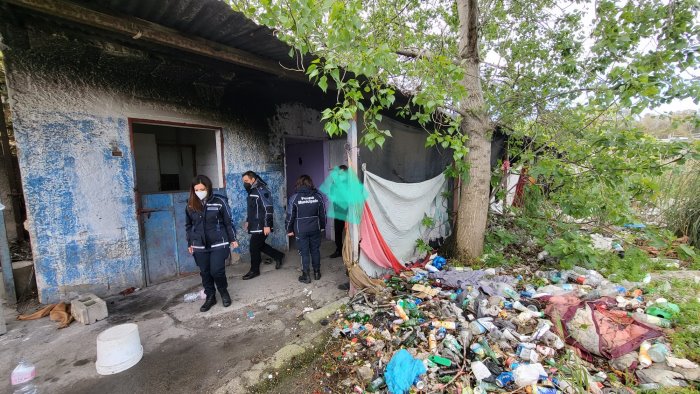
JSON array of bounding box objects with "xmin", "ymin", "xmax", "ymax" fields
[
  {"xmin": 249, "ymin": 233, "xmax": 284, "ymax": 273},
  {"xmin": 334, "ymin": 218, "xmax": 345, "ymax": 252},
  {"xmin": 193, "ymin": 247, "xmax": 230, "ymax": 297},
  {"xmin": 297, "ymin": 231, "xmax": 322, "ymax": 272}
]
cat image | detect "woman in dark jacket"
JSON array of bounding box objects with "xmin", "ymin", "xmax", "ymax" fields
[
  {"xmin": 186, "ymin": 175, "xmax": 238, "ymax": 312},
  {"xmin": 286, "ymin": 175, "xmax": 326, "ymax": 284}
]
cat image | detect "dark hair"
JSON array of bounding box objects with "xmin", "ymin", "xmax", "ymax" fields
[
  {"xmin": 242, "ymin": 170, "xmax": 266, "ymax": 186},
  {"xmin": 339, "ymin": 165, "xmax": 348, "ymax": 171},
  {"xmin": 188, "ymin": 175, "xmax": 213, "ymax": 212},
  {"xmin": 295, "ymin": 175, "xmax": 315, "ymax": 190},
  {"xmin": 242, "ymin": 170, "xmax": 258, "ymax": 180}
]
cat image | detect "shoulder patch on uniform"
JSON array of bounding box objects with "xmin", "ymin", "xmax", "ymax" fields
[{"xmin": 264, "ymin": 192, "xmax": 270, "ymax": 198}]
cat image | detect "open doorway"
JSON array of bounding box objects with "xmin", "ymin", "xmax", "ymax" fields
[
  {"xmin": 131, "ymin": 120, "xmax": 224, "ymax": 285},
  {"xmin": 284, "ymin": 137, "xmax": 346, "ymax": 245},
  {"xmin": 285, "ymin": 138, "xmax": 326, "ymax": 199}
]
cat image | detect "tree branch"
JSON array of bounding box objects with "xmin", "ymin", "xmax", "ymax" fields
[{"xmin": 395, "ymin": 48, "xmax": 462, "ymax": 66}]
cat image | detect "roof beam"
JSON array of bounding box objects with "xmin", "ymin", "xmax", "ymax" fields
[{"xmin": 2, "ymin": 0, "xmax": 308, "ymax": 82}]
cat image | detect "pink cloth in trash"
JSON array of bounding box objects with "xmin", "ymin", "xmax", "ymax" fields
[{"xmin": 359, "ymin": 203, "xmax": 404, "ymax": 274}]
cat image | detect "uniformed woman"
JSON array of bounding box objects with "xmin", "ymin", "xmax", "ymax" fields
[{"xmin": 185, "ymin": 175, "xmax": 238, "ymax": 312}]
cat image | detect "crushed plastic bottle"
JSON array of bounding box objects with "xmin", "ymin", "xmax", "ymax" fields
[
  {"xmin": 648, "ymin": 342, "xmax": 669, "ymax": 363},
  {"xmin": 183, "ymin": 289, "xmax": 206, "ymax": 302},
  {"xmin": 11, "ymin": 360, "xmax": 38, "ymax": 394}
]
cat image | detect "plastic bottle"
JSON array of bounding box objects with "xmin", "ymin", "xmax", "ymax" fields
[
  {"xmin": 498, "ymin": 284, "xmax": 521, "ymax": 301},
  {"xmin": 367, "ymin": 377, "xmax": 385, "ymax": 392},
  {"xmin": 470, "ymin": 342, "xmax": 486, "ymax": 359},
  {"xmin": 480, "ymin": 339, "xmax": 500, "ymax": 361},
  {"xmin": 548, "ymin": 271, "xmax": 562, "ymax": 284},
  {"xmin": 11, "ymin": 360, "xmax": 37, "ymax": 394},
  {"xmin": 432, "ymin": 320, "xmax": 458, "ymax": 330},
  {"xmin": 515, "ymin": 310, "xmax": 544, "ymax": 325},
  {"xmin": 648, "ymin": 343, "xmax": 669, "ymax": 363},
  {"xmin": 511, "ymin": 301, "xmax": 531, "ymax": 314},
  {"xmin": 630, "ymin": 312, "xmax": 672, "ymax": 328},
  {"xmin": 468, "ymin": 320, "xmax": 486, "ymax": 335},
  {"xmin": 392, "ymin": 302, "xmax": 409, "ymax": 321},
  {"xmin": 428, "ymin": 329, "xmax": 437, "ymax": 352},
  {"xmin": 646, "ymin": 302, "xmax": 680, "ymax": 319},
  {"xmin": 638, "ymin": 341, "xmax": 652, "ymax": 367},
  {"xmin": 597, "ymin": 284, "xmax": 626, "ymax": 297}
]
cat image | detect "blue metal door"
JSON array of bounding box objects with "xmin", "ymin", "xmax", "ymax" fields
[
  {"xmin": 140, "ymin": 189, "xmax": 225, "ymax": 285},
  {"xmin": 141, "ymin": 193, "xmax": 179, "ymax": 284}
]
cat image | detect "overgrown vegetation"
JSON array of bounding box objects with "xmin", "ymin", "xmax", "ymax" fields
[
  {"xmin": 657, "ymin": 160, "xmax": 700, "ymax": 249},
  {"xmin": 647, "ymin": 278, "xmax": 700, "ymax": 363}
]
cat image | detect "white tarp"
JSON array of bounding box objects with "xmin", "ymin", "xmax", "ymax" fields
[{"xmin": 359, "ymin": 170, "xmax": 452, "ymax": 277}]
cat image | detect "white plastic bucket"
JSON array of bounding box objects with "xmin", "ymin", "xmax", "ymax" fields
[{"xmin": 95, "ymin": 323, "xmax": 143, "ymax": 375}]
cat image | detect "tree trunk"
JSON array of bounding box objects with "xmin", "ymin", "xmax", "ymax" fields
[{"xmin": 455, "ymin": 0, "xmax": 491, "ymax": 259}]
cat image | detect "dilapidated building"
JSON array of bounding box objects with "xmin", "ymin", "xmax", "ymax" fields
[{"xmin": 0, "ymin": 0, "xmax": 452, "ymax": 303}]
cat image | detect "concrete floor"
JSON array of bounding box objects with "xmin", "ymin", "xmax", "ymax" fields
[{"xmin": 0, "ymin": 240, "xmax": 347, "ymax": 394}]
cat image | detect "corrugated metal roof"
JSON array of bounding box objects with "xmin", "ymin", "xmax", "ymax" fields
[{"xmin": 76, "ymin": 0, "xmax": 297, "ymax": 67}]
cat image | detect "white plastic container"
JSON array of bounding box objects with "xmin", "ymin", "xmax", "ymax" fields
[{"xmin": 95, "ymin": 323, "xmax": 143, "ymax": 375}]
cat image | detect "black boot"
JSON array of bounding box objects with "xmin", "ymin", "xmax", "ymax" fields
[
  {"xmin": 242, "ymin": 271, "xmax": 260, "ymax": 280},
  {"xmin": 200, "ymin": 294, "xmax": 217, "ymax": 312},
  {"xmin": 313, "ymin": 270, "xmax": 321, "ymax": 280},
  {"xmin": 275, "ymin": 254, "xmax": 285, "ymax": 269},
  {"xmin": 298, "ymin": 271, "xmax": 311, "ymax": 284},
  {"xmin": 329, "ymin": 250, "xmax": 342, "ymax": 258},
  {"xmin": 219, "ymin": 289, "xmax": 231, "ymax": 307}
]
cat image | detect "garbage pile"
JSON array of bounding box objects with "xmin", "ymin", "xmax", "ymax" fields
[{"xmin": 330, "ymin": 256, "xmax": 699, "ymax": 393}]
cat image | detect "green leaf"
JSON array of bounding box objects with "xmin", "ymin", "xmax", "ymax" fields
[{"xmin": 318, "ymin": 76, "xmax": 328, "ymax": 93}]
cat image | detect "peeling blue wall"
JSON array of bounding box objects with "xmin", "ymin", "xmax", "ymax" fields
[
  {"xmin": 225, "ymin": 168, "xmax": 287, "ymax": 254},
  {"xmin": 4, "ymin": 63, "xmax": 291, "ymax": 304},
  {"xmin": 13, "ymin": 114, "xmax": 142, "ymax": 302}
]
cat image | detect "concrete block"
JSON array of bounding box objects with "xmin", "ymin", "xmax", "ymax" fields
[
  {"xmin": 304, "ymin": 297, "xmax": 349, "ymax": 324},
  {"xmin": 71, "ymin": 293, "xmax": 108, "ymax": 325}
]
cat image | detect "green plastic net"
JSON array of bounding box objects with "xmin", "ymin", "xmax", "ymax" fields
[{"xmin": 319, "ymin": 166, "xmax": 367, "ymax": 224}]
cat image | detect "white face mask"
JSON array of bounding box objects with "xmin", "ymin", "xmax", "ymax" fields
[{"xmin": 195, "ymin": 190, "xmax": 207, "ymax": 200}]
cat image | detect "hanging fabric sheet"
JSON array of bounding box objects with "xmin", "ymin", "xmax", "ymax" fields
[{"xmin": 359, "ymin": 169, "xmax": 451, "ymax": 277}]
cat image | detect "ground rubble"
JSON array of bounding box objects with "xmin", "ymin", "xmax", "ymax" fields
[{"xmin": 320, "ymin": 257, "xmax": 699, "ymax": 393}]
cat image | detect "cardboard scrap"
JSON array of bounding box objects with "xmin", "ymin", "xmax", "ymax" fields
[{"xmin": 412, "ymin": 284, "xmax": 439, "ymax": 297}]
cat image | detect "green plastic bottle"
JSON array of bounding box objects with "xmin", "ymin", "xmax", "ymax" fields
[{"xmin": 646, "ymin": 302, "xmax": 680, "ymax": 320}]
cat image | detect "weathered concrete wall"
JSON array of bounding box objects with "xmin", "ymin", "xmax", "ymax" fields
[
  {"xmin": 359, "ymin": 116, "xmax": 453, "ymax": 182},
  {"xmin": 1, "ymin": 20, "xmax": 294, "ymax": 302},
  {"xmin": 268, "ymin": 102, "xmax": 327, "ymax": 160}
]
